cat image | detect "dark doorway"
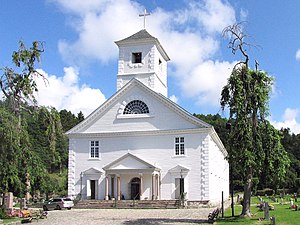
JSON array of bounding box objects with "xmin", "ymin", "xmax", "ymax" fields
[
  {"xmin": 90, "ymin": 180, "xmax": 96, "ymax": 200},
  {"xmin": 130, "ymin": 177, "xmax": 140, "ymax": 200},
  {"xmin": 175, "ymin": 178, "xmax": 184, "ymax": 199}
]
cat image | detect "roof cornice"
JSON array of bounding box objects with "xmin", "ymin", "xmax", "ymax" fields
[{"xmin": 67, "ymin": 127, "xmax": 212, "ymax": 138}]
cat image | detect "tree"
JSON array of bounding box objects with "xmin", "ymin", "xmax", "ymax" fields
[
  {"xmin": 259, "ymin": 121, "xmax": 290, "ymax": 191},
  {"xmin": 0, "ymin": 40, "xmax": 45, "ymax": 116},
  {"xmin": 221, "ymin": 23, "xmax": 289, "ymax": 216},
  {"xmin": 59, "ymin": 109, "xmax": 79, "ymax": 132},
  {"xmin": 77, "ymin": 111, "xmax": 85, "ymax": 123},
  {"xmin": 0, "ymin": 40, "xmax": 46, "ymax": 200}
]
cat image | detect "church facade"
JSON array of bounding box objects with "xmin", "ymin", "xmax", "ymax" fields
[{"xmin": 66, "ymin": 29, "xmax": 229, "ymax": 205}]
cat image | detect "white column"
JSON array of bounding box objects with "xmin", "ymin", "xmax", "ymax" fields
[
  {"xmin": 152, "ymin": 173, "xmax": 155, "ymax": 200},
  {"xmin": 155, "ymin": 174, "xmax": 159, "ymax": 200},
  {"xmin": 105, "ymin": 176, "xmax": 109, "ymax": 200},
  {"xmin": 117, "ymin": 175, "xmax": 121, "ymax": 200},
  {"xmin": 139, "ymin": 173, "xmax": 143, "ymax": 200}
]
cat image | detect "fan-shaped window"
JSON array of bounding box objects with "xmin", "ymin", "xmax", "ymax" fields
[{"xmin": 123, "ymin": 100, "xmax": 149, "ymax": 114}]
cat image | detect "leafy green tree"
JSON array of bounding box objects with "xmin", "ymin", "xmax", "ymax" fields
[
  {"xmin": 59, "ymin": 109, "xmax": 79, "ymax": 132},
  {"xmin": 77, "ymin": 111, "xmax": 85, "ymax": 123},
  {"xmin": 0, "ymin": 107, "xmax": 23, "ymax": 207},
  {"xmin": 259, "ymin": 121, "xmax": 290, "ymax": 191},
  {"xmin": 27, "ymin": 106, "xmax": 68, "ymax": 173},
  {"xmin": 221, "ymin": 23, "xmax": 289, "ymax": 216},
  {"xmin": 0, "ymin": 40, "xmax": 46, "ymax": 199},
  {"xmin": 0, "ymin": 40, "xmax": 45, "ymax": 116},
  {"xmin": 280, "ymin": 128, "xmax": 300, "ymax": 191}
]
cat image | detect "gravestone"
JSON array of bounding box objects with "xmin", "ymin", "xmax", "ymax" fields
[
  {"xmin": 4, "ymin": 192, "xmax": 13, "ymax": 211},
  {"xmin": 0, "ymin": 193, "xmax": 2, "ymax": 206},
  {"xmin": 271, "ymin": 216, "xmax": 276, "ymax": 225},
  {"xmin": 264, "ymin": 202, "xmax": 269, "ymax": 220},
  {"xmin": 20, "ymin": 198, "xmax": 26, "ymax": 210}
]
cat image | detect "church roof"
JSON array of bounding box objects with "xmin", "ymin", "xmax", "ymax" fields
[
  {"xmin": 115, "ymin": 29, "xmax": 170, "ymax": 61},
  {"xmin": 116, "ymin": 29, "xmax": 156, "ymax": 42}
]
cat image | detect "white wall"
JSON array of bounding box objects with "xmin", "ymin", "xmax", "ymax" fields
[
  {"xmin": 69, "ymin": 131, "xmax": 211, "ymax": 201},
  {"xmin": 117, "ymin": 44, "xmax": 167, "ymax": 96},
  {"xmin": 208, "ymin": 135, "xmax": 229, "ymax": 205}
]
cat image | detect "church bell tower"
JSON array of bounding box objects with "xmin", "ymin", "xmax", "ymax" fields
[{"xmin": 115, "ymin": 29, "xmax": 170, "ymax": 97}]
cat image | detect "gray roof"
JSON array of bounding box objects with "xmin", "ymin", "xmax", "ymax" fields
[
  {"xmin": 116, "ymin": 29, "xmax": 156, "ymax": 43},
  {"xmin": 115, "ymin": 29, "xmax": 170, "ymax": 61}
]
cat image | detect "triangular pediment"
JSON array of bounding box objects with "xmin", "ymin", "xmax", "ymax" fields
[
  {"xmin": 83, "ymin": 167, "xmax": 103, "ymax": 180},
  {"xmin": 103, "ymin": 153, "xmax": 158, "ymax": 171},
  {"xmin": 83, "ymin": 167, "xmax": 103, "ymax": 175},
  {"xmin": 169, "ymin": 165, "xmax": 190, "ymax": 174},
  {"xmin": 66, "ymin": 79, "xmax": 211, "ymax": 136}
]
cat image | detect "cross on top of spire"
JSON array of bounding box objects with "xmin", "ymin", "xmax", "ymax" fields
[{"xmin": 139, "ymin": 9, "xmax": 150, "ymax": 29}]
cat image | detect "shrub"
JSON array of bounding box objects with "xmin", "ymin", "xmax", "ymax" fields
[{"xmin": 0, "ymin": 209, "xmax": 9, "ymax": 219}]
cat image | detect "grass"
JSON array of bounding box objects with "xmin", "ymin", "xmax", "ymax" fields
[
  {"xmin": 0, "ymin": 217, "xmax": 21, "ymax": 225},
  {"xmin": 216, "ymin": 196, "xmax": 300, "ymax": 225}
]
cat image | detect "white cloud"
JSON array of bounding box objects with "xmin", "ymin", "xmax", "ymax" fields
[
  {"xmin": 53, "ymin": 0, "xmax": 237, "ymax": 109},
  {"xmin": 181, "ymin": 60, "xmax": 236, "ymax": 106},
  {"xmin": 57, "ymin": 0, "xmax": 143, "ymax": 64},
  {"xmin": 296, "ymin": 49, "xmax": 300, "ymax": 60},
  {"xmin": 189, "ymin": 0, "xmax": 236, "ymax": 33},
  {"xmin": 34, "ymin": 67, "xmax": 106, "ymax": 116},
  {"xmin": 51, "ymin": 0, "xmax": 109, "ymax": 15},
  {"xmin": 169, "ymin": 95, "xmax": 178, "ymax": 104},
  {"xmin": 271, "ymin": 108, "xmax": 300, "ymax": 134},
  {"xmin": 239, "ymin": 9, "xmax": 248, "ymax": 21}
]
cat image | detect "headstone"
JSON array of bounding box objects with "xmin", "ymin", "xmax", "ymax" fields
[
  {"xmin": 20, "ymin": 198, "xmax": 26, "ymax": 210},
  {"xmin": 264, "ymin": 202, "xmax": 270, "ymax": 220},
  {"xmin": 5, "ymin": 192, "xmax": 13, "ymax": 210},
  {"xmin": 0, "ymin": 193, "xmax": 2, "ymax": 206},
  {"xmin": 237, "ymin": 194, "xmax": 240, "ymax": 203},
  {"xmin": 25, "ymin": 172, "xmax": 31, "ymax": 202},
  {"xmin": 271, "ymin": 216, "xmax": 276, "ymax": 225}
]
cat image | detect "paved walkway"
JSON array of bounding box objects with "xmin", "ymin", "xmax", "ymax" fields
[{"xmin": 34, "ymin": 208, "xmax": 213, "ymax": 225}]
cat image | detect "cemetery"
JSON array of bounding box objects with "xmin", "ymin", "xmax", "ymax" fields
[{"xmin": 214, "ymin": 194, "xmax": 299, "ymax": 225}]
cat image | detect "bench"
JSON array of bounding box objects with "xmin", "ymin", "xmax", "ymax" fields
[{"xmin": 208, "ymin": 208, "xmax": 220, "ymax": 223}]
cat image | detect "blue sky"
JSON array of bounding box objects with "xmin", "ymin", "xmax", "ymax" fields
[{"xmin": 1, "ymin": 0, "xmax": 300, "ymax": 134}]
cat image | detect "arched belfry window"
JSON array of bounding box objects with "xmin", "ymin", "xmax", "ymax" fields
[{"xmin": 123, "ymin": 100, "xmax": 149, "ymax": 114}]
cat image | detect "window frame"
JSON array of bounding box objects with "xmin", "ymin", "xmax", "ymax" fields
[
  {"xmin": 123, "ymin": 100, "xmax": 149, "ymax": 115},
  {"xmin": 174, "ymin": 137, "xmax": 185, "ymax": 156},
  {"xmin": 89, "ymin": 140, "xmax": 100, "ymax": 159},
  {"xmin": 132, "ymin": 52, "xmax": 142, "ymax": 63}
]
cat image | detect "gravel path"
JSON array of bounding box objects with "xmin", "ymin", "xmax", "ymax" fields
[{"xmin": 33, "ymin": 208, "xmax": 213, "ymax": 225}]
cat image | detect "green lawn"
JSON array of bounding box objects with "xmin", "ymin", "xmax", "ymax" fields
[
  {"xmin": 216, "ymin": 196, "xmax": 300, "ymax": 225},
  {"xmin": 0, "ymin": 217, "xmax": 21, "ymax": 225}
]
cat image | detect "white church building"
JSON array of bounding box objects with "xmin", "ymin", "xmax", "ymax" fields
[{"xmin": 66, "ymin": 29, "xmax": 229, "ymax": 205}]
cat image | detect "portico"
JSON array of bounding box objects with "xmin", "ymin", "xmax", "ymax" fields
[{"xmin": 103, "ymin": 153, "xmax": 160, "ymax": 200}]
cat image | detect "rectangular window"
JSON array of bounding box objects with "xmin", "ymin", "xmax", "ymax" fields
[
  {"xmin": 175, "ymin": 137, "xmax": 185, "ymax": 155},
  {"xmin": 132, "ymin": 52, "xmax": 142, "ymax": 63},
  {"xmin": 90, "ymin": 140, "xmax": 100, "ymax": 158}
]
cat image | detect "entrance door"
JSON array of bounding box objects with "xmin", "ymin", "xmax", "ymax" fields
[
  {"xmin": 175, "ymin": 178, "xmax": 184, "ymax": 199},
  {"xmin": 90, "ymin": 180, "xmax": 96, "ymax": 200},
  {"xmin": 130, "ymin": 177, "xmax": 140, "ymax": 200}
]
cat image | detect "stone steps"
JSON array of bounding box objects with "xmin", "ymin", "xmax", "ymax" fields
[{"xmin": 74, "ymin": 200, "xmax": 180, "ymax": 209}]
